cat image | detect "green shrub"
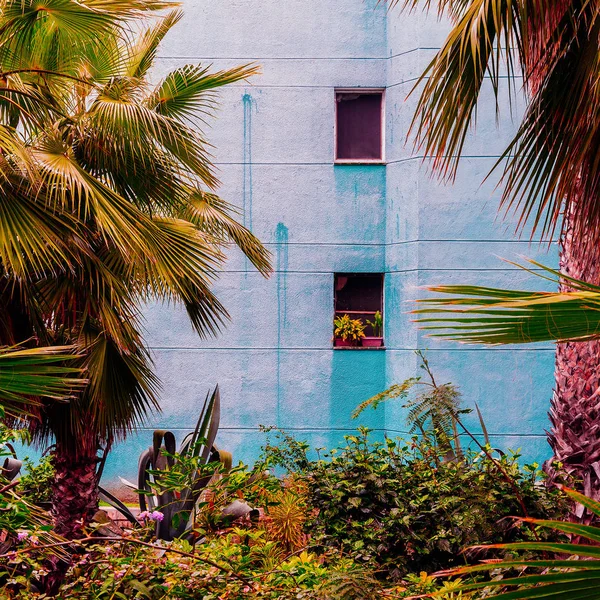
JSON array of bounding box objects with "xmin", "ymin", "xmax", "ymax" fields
[
  {"xmin": 18, "ymin": 455, "xmax": 55, "ymax": 504},
  {"xmin": 296, "ymin": 428, "xmax": 567, "ymax": 580}
]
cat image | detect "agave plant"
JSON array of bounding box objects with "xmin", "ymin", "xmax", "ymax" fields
[
  {"xmin": 0, "ymin": 0, "xmax": 270, "ymax": 539},
  {"xmin": 436, "ymin": 487, "xmax": 600, "ymax": 599}
]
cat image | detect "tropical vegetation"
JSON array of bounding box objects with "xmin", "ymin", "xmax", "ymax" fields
[
  {"xmin": 0, "ymin": 0, "xmax": 270, "ymax": 539},
  {"xmin": 393, "ymin": 0, "xmax": 600, "ymax": 507},
  {"xmin": 1, "ymin": 363, "xmax": 571, "ymax": 597},
  {"xmin": 440, "ymin": 487, "xmax": 600, "ymax": 600}
]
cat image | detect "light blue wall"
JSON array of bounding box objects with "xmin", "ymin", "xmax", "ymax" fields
[{"xmin": 101, "ymin": 0, "xmax": 556, "ymax": 488}]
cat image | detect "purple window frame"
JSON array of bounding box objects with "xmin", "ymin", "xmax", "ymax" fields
[{"xmin": 334, "ymin": 89, "xmax": 385, "ymax": 163}]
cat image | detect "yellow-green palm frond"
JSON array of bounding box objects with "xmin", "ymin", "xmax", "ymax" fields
[
  {"xmin": 131, "ymin": 216, "xmax": 229, "ymax": 338},
  {"xmin": 82, "ymin": 332, "xmax": 159, "ymax": 439},
  {"xmin": 415, "ymin": 260, "xmax": 600, "ymax": 344},
  {"xmin": 88, "ymin": 82, "xmax": 219, "ymax": 187},
  {"xmin": 0, "ymin": 0, "xmax": 130, "ymax": 75},
  {"xmin": 124, "ymin": 9, "xmax": 182, "ymax": 79},
  {"xmin": 147, "ymin": 63, "xmax": 260, "ymax": 125},
  {"xmin": 35, "ymin": 330, "xmax": 159, "ymax": 446},
  {"xmin": 183, "ymin": 191, "xmax": 272, "ymax": 275},
  {"xmin": 32, "ymin": 131, "xmax": 186, "ymax": 261},
  {"xmin": 0, "ymin": 0, "xmax": 268, "ymax": 452},
  {"xmin": 389, "ymin": 0, "xmax": 472, "ymax": 20},
  {"xmin": 0, "ymin": 345, "xmax": 85, "ymax": 418},
  {"xmin": 0, "ymin": 141, "xmax": 83, "ymax": 277}
]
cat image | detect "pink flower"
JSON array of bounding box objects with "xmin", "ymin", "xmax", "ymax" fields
[
  {"xmin": 16, "ymin": 531, "xmax": 29, "ymax": 542},
  {"xmin": 137, "ymin": 511, "xmax": 150, "ymax": 521}
]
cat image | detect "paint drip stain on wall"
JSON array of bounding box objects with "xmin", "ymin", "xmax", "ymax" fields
[
  {"xmin": 275, "ymin": 222, "xmax": 289, "ymax": 425},
  {"xmin": 242, "ymin": 92, "xmax": 255, "ymax": 273}
]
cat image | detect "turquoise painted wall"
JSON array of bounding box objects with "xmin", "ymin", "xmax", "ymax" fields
[{"xmin": 98, "ymin": 0, "xmax": 556, "ymax": 489}]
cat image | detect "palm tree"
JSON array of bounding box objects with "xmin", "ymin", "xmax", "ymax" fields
[
  {"xmin": 392, "ymin": 1, "xmax": 600, "ymax": 513},
  {"xmin": 0, "ymin": 0, "xmax": 270, "ymax": 537}
]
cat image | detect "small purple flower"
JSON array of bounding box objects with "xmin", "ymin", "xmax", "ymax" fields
[
  {"xmin": 150, "ymin": 511, "xmax": 164, "ymax": 522},
  {"xmin": 16, "ymin": 531, "xmax": 29, "ymax": 542}
]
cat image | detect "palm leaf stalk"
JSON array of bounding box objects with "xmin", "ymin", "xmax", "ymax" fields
[
  {"xmin": 391, "ymin": 0, "xmax": 600, "ymax": 511},
  {"xmin": 0, "ymin": 0, "xmax": 271, "ymax": 541}
]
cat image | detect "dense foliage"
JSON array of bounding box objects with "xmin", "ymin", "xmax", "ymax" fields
[
  {"xmin": 263, "ymin": 428, "xmax": 567, "ymax": 580},
  {"xmin": 0, "ymin": 423, "xmax": 571, "ymax": 599},
  {"xmin": 19, "ymin": 456, "xmax": 55, "ymax": 505},
  {"xmin": 0, "ymin": 358, "xmax": 572, "ymax": 597}
]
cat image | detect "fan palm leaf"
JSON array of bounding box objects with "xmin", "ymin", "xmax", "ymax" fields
[
  {"xmin": 0, "ymin": 345, "xmax": 84, "ymax": 417},
  {"xmin": 182, "ymin": 191, "xmax": 271, "ymax": 275},
  {"xmin": 147, "ymin": 63, "xmax": 260, "ymax": 124}
]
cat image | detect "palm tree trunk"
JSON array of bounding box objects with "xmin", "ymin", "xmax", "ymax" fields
[
  {"xmin": 51, "ymin": 437, "xmax": 99, "ymax": 538},
  {"xmin": 545, "ymin": 209, "xmax": 600, "ymax": 521}
]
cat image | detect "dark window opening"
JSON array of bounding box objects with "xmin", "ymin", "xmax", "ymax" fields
[
  {"xmin": 334, "ymin": 273, "xmax": 384, "ymax": 347},
  {"xmin": 335, "ymin": 91, "xmax": 383, "ymax": 161}
]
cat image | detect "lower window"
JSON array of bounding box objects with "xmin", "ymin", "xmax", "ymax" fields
[{"xmin": 334, "ymin": 273, "xmax": 384, "ymax": 348}]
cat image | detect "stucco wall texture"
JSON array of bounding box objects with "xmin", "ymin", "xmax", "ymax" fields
[{"xmin": 102, "ymin": 0, "xmax": 557, "ymax": 485}]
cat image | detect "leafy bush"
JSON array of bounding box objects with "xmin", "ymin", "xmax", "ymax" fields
[
  {"xmin": 53, "ymin": 532, "xmax": 398, "ymax": 600},
  {"xmin": 0, "ymin": 426, "xmax": 69, "ymax": 597},
  {"xmin": 262, "ymin": 427, "xmax": 567, "ymax": 580},
  {"xmin": 18, "ymin": 456, "xmax": 55, "ymax": 504}
]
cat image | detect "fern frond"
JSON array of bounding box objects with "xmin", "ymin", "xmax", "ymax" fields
[{"xmin": 352, "ymin": 377, "xmax": 420, "ymax": 419}]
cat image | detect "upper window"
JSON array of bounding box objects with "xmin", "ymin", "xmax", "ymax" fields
[{"xmin": 335, "ymin": 90, "xmax": 384, "ymax": 162}]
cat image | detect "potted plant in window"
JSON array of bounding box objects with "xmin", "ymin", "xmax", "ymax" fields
[
  {"xmin": 334, "ymin": 314, "xmax": 366, "ymax": 347},
  {"xmin": 363, "ymin": 311, "xmax": 384, "ymax": 347}
]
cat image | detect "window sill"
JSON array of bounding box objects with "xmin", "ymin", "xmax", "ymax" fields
[
  {"xmin": 334, "ymin": 159, "xmax": 386, "ymax": 165},
  {"xmin": 333, "ymin": 346, "xmax": 386, "ymax": 351}
]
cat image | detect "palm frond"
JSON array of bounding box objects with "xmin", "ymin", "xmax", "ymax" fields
[
  {"xmin": 131, "ymin": 217, "xmax": 230, "ymax": 338},
  {"xmin": 146, "ymin": 63, "xmax": 259, "ymax": 124},
  {"xmin": 435, "ymin": 487, "xmax": 600, "ymax": 599},
  {"xmin": 0, "ymin": 153, "xmax": 82, "ymax": 278},
  {"xmin": 88, "ymin": 84, "xmax": 219, "ymax": 187},
  {"xmin": 83, "ymin": 333, "xmax": 159, "ymax": 440},
  {"xmin": 405, "ymin": 0, "xmax": 525, "ymax": 179},
  {"xmin": 497, "ymin": 5, "xmax": 600, "ymax": 241},
  {"xmin": 0, "ymin": 345, "xmax": 84, "ymax": 417},
  {"xmin": 415, "ymin": 260, "xmax": 600, "ymax": 344},
  {"xmin": 182, "ymin": 191, "xmax": 271, "ymax": 275},
  {"xmin": 393, "ymin": 0, "xmax": 600, "ymax": 242},
  {"xmin": 0, "ymin": 0, "xmax": 134, "ymax": 75},
  {"xmin": 125, "ymin": 10, "xmax": 182, "ymax": 79}
]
